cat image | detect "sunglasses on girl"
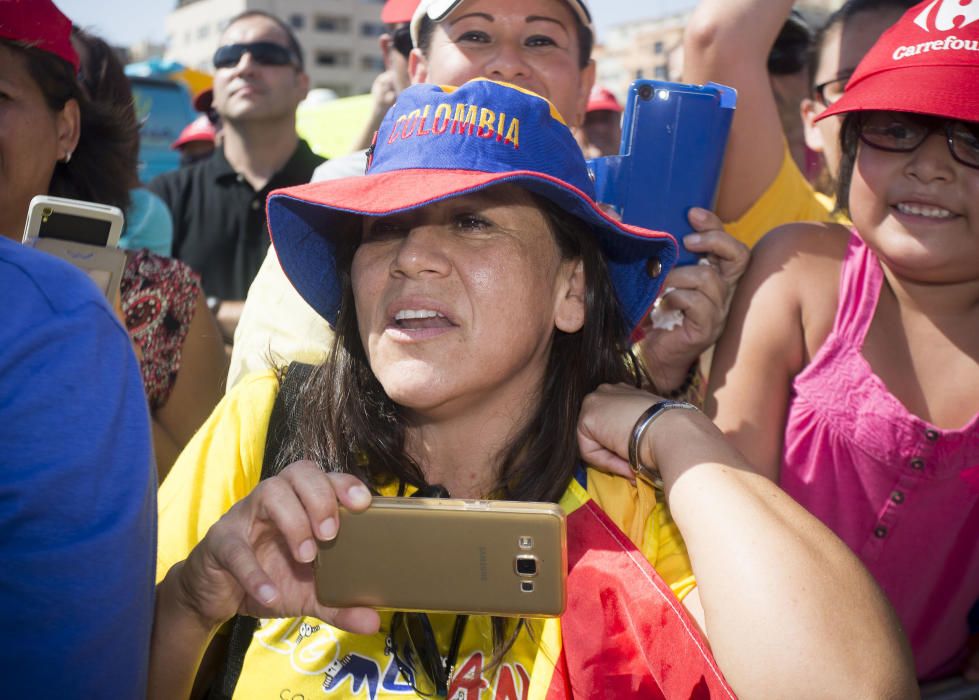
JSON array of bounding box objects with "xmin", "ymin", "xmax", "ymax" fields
[
  {"xmin": 858, "ymin": 111, "xmax": 979, "ymax": 170},
  {"xmin": 213, "ymin": 41, "xmax": 297, "ymax": 69}
]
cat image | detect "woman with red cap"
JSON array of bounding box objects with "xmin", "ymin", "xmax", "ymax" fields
[
  {"xmin": 0, "ymin": 1, "xmax": 156, "ymax": 696},
  {"xmin": 0, "ymin": 4, "xmax": 227, "ymax": 479},
  {"xmin": 149, "ymin": 80, "xmax": 914, "ymax": 699},
  {"xmin": 708, "ymin": 0, "xmax": 979, "ymax": 682}
]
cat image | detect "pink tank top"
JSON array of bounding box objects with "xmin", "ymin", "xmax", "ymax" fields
[{"xmin": 782, "ymin": 233, "xmax": 979, "ymax": 680}]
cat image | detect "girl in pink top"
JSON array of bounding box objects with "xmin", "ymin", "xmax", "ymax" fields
[{"xmin": 707, "ymin": 0, "xmax": 979, "ymax": 682}]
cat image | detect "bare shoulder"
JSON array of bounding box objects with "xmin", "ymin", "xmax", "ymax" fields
[
  {"xmin": 751, "ymin": 221, "xmax": 851, "ymax": 358},
  {"xmin": 752, "ymin": 221, "xmax": 850, "ymax": 270}
]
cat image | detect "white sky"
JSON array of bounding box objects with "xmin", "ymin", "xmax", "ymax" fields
[{"xmin": 56, "ymin": 0, "xmax": 698, "ymax": 48}]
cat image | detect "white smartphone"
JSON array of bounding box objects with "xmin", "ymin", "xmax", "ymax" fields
[{"xmin": 21, "ymin": 195, "xmax": 127, "ymax": 302}]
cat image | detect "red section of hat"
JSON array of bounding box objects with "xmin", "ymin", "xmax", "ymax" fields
[
  {"xmin": 171, "ymin": 115, "xmax": 217, "ymax": 150},
  {"xmin": 818, "ymin": 0, "xmax": 979, "ymax": 122},
  {"xmin": 0, "ymin": 0, "xmax": 79, "ymax": 70},
  {"xmin": 587, "ymin": 87, "xmax": 623, "ymax": 114},
  {"xmin": 382, "ymin": 0, "xmax": 421, "ymax": 25}
]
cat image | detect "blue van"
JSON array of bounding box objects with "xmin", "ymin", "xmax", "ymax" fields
[{"xmin": 128, "ymin": 76, "xmax": 197, "ymax": 182}]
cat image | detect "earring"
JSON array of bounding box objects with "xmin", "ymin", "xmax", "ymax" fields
[{"xmin": 61, "ymin": 151, "xmax": 72, "ymax": 164}]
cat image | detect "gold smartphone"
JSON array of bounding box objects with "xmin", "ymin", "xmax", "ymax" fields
[{"xmin": 314, "ymin": 497, "xmax": 566, "ymax": 617}]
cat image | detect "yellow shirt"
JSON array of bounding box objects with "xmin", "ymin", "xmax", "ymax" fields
[
  {"xmin": 158, "ymin": 371, "xmax": 696, "ymax": 699},
  {"xmin": 725, "ymin": 146, "xmax": 847, "ymax": 248}
]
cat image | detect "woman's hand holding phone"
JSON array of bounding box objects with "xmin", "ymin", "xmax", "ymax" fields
[{"xmin": 172, "ymin": 461, "xmax": 381, "ymax": 635}]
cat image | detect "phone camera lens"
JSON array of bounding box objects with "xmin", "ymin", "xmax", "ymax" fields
[
  {"xmin": 515, "ymin": 556, "xmax": 538, "ymax": 577},
  {"xmin": 42, "ymin": 207, "xmax": 53, "ymax": 217},
  {"xmin": 638, "ymin": 84, "xmax": 654, "ymax": 101}
]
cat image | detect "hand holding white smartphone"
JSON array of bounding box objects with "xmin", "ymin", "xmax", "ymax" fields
[{"xmin": 21, "ymin": 195, "xmax": 127, "ymax": 303}]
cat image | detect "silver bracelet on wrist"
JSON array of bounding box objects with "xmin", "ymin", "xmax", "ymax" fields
[{"xmin": 628, "ymin": 400, "xmax": 699, "ymax": 489}]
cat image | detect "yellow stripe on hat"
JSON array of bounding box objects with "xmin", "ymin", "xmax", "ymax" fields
[{"xmin": 436, "ymin": 79, "xmax": 568, "ymax": 125}]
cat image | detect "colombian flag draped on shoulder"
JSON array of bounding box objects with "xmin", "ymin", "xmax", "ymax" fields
[{"xmin": 526, "ymin": 472, "xmax": 735, "ymax": 699}]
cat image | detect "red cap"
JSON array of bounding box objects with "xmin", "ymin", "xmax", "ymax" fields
[
  {"xmin": 0, "ymin": 0, "xmax": 79, "ymax": 71},
  {"xmin": 171, "ymin": 114, "xmax": 216, "ymax": 150},
  {"xmin": 586, "ymin": 86, "xmax": 623, "ymax": 114},
  {"xmin": 817, "ymin": 0, "xmax": 979, "ymax": 123},
  {"xmin": 381, "ymin": 0, "xmax": 420, "ymax": 25}
]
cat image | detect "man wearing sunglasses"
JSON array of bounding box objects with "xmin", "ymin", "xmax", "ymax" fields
[{"xmin": 149, "ymin": 10, "xmax": 323, "ymax": 344}]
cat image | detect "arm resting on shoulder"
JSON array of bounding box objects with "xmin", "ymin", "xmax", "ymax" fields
[
  {"xmin": 648, "ymin": 411, "xmax": 918, "ymax": 699},
  {"xmin": 578, "ymin": 383, "xmax": 917, "ymax": 699}
]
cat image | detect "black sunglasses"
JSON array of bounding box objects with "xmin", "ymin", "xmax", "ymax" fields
[
  {"xmin": 213, "ymin": 41, "xmax": 297, "ymax": 69},
  {"xmin": 858, "ymin": 111, "xmax": 979, "ymax": 170},
  {"xmin": 391, "ymin": 26, "xmax": 413, "ymax": 59}
]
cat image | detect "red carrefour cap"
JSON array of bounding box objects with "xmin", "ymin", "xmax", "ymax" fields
[
  {"xmin": 817, "ymin": 0, "xmax": 979, "ymax": 123},
  {"xmin": 587, "ymin": 86, "xmax": 623, "ymax": 114},
  {"xmin": 171, "ymin": 114, "xmax": 216, "ymax": 150},
  {"xmin": 381, "ymin": 0, "xmax": 420, "ymax": 24},
  {"xmin": 0, "ymin": 0, "xmax": 79, "ymax": 71}
]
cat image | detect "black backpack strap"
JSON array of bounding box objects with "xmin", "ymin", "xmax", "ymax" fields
[
  {"xmin": 207, "ymin": 362, "xmax": 315, "ymax": 700},
  {"xmin": 260, "ymin": 361, "xmax": 314, "ymax": 481}
]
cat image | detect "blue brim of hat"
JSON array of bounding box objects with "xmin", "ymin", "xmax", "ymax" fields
[{"xmin": 268, "ymin": 168, "xmax": 677, "ymax": 338}]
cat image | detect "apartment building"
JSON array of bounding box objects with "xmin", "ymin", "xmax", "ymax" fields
[{"xmin": 165, "ymin": 0, "xmax": 386, "ymax": 96}]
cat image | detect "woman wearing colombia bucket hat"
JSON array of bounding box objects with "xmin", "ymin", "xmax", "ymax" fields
[
  {"xmin": 150, "ymin": 80, "xmax": 915, "ymax": 699},
  {"xmin": 708, "ymin": 0, "xmax": 979, "ymax": 682}
]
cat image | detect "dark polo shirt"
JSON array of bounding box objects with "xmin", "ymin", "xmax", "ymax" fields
[{"xmin": 149, "ymin": 140, "xmax": 324, "ymax": 299}]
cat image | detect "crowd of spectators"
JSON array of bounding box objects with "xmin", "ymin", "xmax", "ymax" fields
[{"xmin": 1, "ymin": 0, "xmax": 976, "ymax": 696}]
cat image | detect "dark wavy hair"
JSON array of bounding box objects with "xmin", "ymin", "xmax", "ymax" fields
[
  {"xmin": 1, "ymin": 38, "xmax": 136, "ymax": 213},
  {"xmin": 415, "ymin": 14, "xmax": 593, "ymax": 69},
  {"xmin": 72, "ymin": 27, "xmax": 141, "ymax": 170}
]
